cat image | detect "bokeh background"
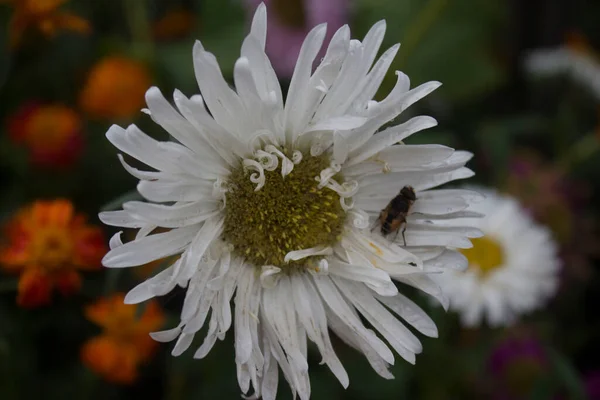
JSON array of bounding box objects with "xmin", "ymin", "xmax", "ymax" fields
[{"xmin": 1, "ymin": 0, "xmax": 599, "ymax": 399}]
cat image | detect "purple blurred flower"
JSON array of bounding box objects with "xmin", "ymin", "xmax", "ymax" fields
[
  {"xmin": 489, "ymin": 336, "xmax": 549, "ymax": 399},
  {"xmin": 244, "ymin": 0, "xmax": 349, "ymax": 78},
  {"xmin": 585, "ymin": 371, "xmax": 600, "ymax": 399}
]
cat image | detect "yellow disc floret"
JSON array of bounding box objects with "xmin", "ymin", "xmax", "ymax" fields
[
  {"xmin": 461, "ymin": 236, "xmax": 505, "ymax": 276},
  {"xmin": 223, "ymin": 152, "xmax": 346, "ymax": 270}
]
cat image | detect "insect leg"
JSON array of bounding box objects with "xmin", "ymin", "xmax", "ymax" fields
[{"xmin": 401, "ymin": 218, "xmax": 408, "ymax": 246}]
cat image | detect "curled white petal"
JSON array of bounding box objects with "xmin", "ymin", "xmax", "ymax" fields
[
  {"xmin": 284, "ymin": 246, "xmax": 333, "ymax": 263},
  {"xmin": 255, "ymin": 150, "xmax": 279, "ymax": 171},
  {"xmin": 292, "ymin": 150, "xmax": 303, "ymax": 164},
  {"xmin": 265, "ymin": 145, "xmax": 294, "ymax": 177},
  {"xmin": 340, "ymin": 196, "xmax": 355, "ymax": 211},
  {"xmin": 260, "ymin": 265, "xmax": 282, "ymax": 288},
  {"xmin": 315, "ymin": 162, "xmax": 342, "ymax": 189},
  {"xmin": 347, "ymin": 209, "xmax": 370, "ymax": 229},
  {"xmin": 109, "ymin": 231, "xmax": 124, "ymax": 250},
  {"xmin": 243, "ymin": 159, "xmax": 266, "ymax": 191}
]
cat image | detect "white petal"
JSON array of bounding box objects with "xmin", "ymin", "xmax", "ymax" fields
[
  {"xmin": 284, "ymin": 24, "xmax": 327, "ymax": 143},
  {"xmin": 262, "ymin": 276, "xmax": 308, "ymax": 372},
  {"xmin": 334, "ymin": 279, "xmax": 421, "ymax": 362},
  {"xmin": 137, "ymin": 178, "xmax": 214, "ymax": 203},
  {"xmin": 397, "ymin": 274, "xmax": 449, "ymax": 310},
  {"xmin": 284, "ymin": 246, "xmax": 332, "ymax": 263},
  {"xmin": 326, "ymin": 307, "xmax": 394, "ymax": 379},
  {"xmin": 150, "ymin": 325, "xmax": 182, "ymax": 342},
  {"xmin": 123, "ymin": 200, "xmax": 221, "ymax": 228},
  {"xmin": 144, "ymin": 87, "xmax": 228, "ymax": 175},
  {"xmin": 108, "ymin": 231, "xmax": 124, "ymax": 249},
  {"xmin": 376, "ymin": 293, "xmax": 438, "ymax": 337},
  {"xmin": 312, "ymin": 275, "xmax": 394, "ymax": 364},
  {"xmin": 328, "ymin": 260, "xmax": 397, "ymax": 296},
  {"xmin": 99, "ymin": 210, "xmax": 144, "ymax": 228},
  {"xmin": 124, "ymin": 264, "xmax": 177, "ymax": 304},
  {"xmin": 293, "ymin": 275, "xmax": 349, "ymax": 387},
  {"xmin": 346, "ymin": 116, "xmax": 438, "ymax": 166},
  {"xmin": 249, "ymin": 2, "xmax": 267, "ymax": 49},
  {"xmin": 172, "ymin": 332, "xmax": 195, "ymax": 356},
  {"xmin": 346, "ymin": 43, "xmax": 400, "ymax": 112},
  {"xmin": 234, "ymin": 267, "xmax": 257, "ymax": 365},
  {"xmin": 193, "ymin": 41, "xmax": 246, "ymax": 136},
  {"xmin": 102, "ymin": 224, "xmax": 198, "ymax": 268},
  {"xmin": 424, "ymin": 249, "xmax": 468, "ymax": 272}
]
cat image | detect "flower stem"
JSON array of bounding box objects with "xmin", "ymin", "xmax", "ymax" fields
[
  {"xmin": 123, "ymin": 0, "xmax": 154, "ymax": 61},
  {"xmin": 396, "ymin": 0, "xmax": 449, "ymax": 66},
  {"xmin": 558, "ymin": 132, "xmax": 600, "ymax": 170}
]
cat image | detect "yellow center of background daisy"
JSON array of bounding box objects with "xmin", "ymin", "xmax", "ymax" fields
[
  {"xmin": 223, "ymin": 152, "xmax": 346, "ymax": 270},
  {"xmin": 460, "ymin": 236, "xmax": 505, "ymax": 276}
]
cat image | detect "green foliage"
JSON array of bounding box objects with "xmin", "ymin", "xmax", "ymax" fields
[{"xmin": 0, "ymin": 0, "xmax": 599, "ymax": 399}]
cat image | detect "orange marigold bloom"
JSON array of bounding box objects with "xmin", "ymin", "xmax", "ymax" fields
[
  {"xmin": 7, "ymin": 102, "xmax": 83, "ymax": 168},
  {"xmin": 0, "ymin": 199, "xmax": 106, "ymax": 308},
  {"xmin": 2, "ymin": 0, "xmax": 91, "ymax": 48},
  {"xmin": 80, "ymin": 57, "xmax": 152, "ymax": 120},
  {"xmin": 81, "ymin": 293, "xmax": 165, "ymax": 384},
  {"xmin": 152, "ymin": 8, "xmax": 196, "ymax": 41},
  {"xmin": 565, "ymin": 31, "xmax": 597, "ymax": 59}
]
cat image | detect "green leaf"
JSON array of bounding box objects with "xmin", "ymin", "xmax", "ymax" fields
[
  {"xmin": 528, "ymin": 375, "xmax": 559, "ymax": 400},
  {"xmin": 354, "ymin": 0, "xmax": 507, "ymax": 103},
  {"xmin": 156, "ymin": 40, "xmax": 197, "ymax": 92},
  {"xmin": 547, "ymin": 347, "xmax": 586, "ymax": 400}
]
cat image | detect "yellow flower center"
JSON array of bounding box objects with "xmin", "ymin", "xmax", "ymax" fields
[
  {"xmin": 223, "ymin": 152, "xmax": 346, "ymax": 270},
  {"xmin": 31, "ymin": 228, "xmax": 73, "ymax": 270},
  {"xmin": 460, "ymin": 236, "xmax": 505, "ymax": 276}
]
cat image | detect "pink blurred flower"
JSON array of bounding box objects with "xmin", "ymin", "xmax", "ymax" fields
[{"xmin": 244, "ymin": 0, "xmax": 349, "ymax": 78}]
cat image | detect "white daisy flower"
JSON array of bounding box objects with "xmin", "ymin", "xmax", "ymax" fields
[
  {"xmin": 100, "ymin": 4, "xmax": 482, "ymax": 399},
  {"xmin": 525, "ymin": 46, "xmax": 600, "ymax": 100},
  {"xmin": 431, "ymin": 189, "xmax": 560, "ymax": 328}
]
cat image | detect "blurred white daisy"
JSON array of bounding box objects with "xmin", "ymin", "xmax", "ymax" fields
[
  {"xmin": 525, "ymin": 33, "xmax": 600, "ymax": 100},
  {"xmin": 431, "ymin": 189, "xmax": 560, "ymax": 328},
  {"xmin": 100, "ymin": 3, "xmax": 481, "ymax": 399}
]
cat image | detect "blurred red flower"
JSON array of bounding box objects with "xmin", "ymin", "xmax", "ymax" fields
[
  {"xmin": 7, "ymin": 102, "xmax": 84, "ymax": 169},
  {"xmin": 0, "ymin": 199, "xmax": 106, "ymax": 308}
]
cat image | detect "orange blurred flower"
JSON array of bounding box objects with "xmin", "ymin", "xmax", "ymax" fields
[
  {"xmin": 565, "ymin": 31, "xmax": 598, "ymax": 60},
  {"xmin": 0, "ymin": 199, "xmax": 106, "ymax": 308},
  {"xmin": 80, "ymin": 57, "xmax": 152, "ymax": 120},
  {"xmin": 2, "ymin": 0, "xmax": 90, "ymax": 48},
  {"xmin": 81, "ymin": 293, "xmax": 165, "ymax": 384},
  {"xmin": 152, "ymin": 8, "xmax": 195, "ymax": 41},
  {"xmin": 7, "ymin": 102, "xmax": 83, "ymax": 168}
]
